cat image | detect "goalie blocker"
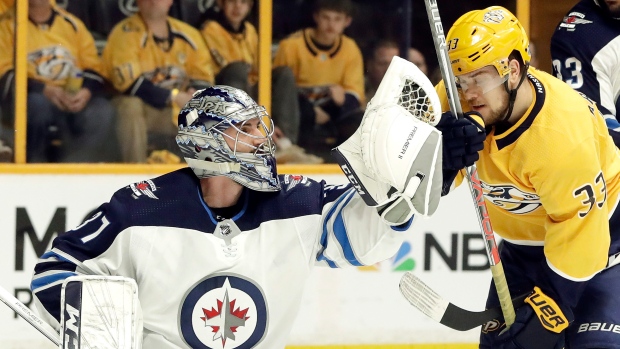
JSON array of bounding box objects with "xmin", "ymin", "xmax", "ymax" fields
[
  {"xmin": 60, "ymin": 276, "xmax": 143, "ymax": 349},
  {"xmin": 333, "ymin": 56, "xmax": 443, "ymax": 225}
]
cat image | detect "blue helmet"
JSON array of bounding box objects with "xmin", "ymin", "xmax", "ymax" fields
[{"xmin": 176, "ymin": 86, "xmax": 280, "ymax": 192}]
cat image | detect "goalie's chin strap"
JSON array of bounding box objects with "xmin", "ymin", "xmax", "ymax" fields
[
  {"xmin": 185, "ymin": 157, "xmax": 241, "ymax": 173},
  {"xmin": 501, "ymin": 63, "xmax": 530, "ymax": 123}
]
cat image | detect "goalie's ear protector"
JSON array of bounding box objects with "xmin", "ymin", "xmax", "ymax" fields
[{"xmin": 446, "ymin": 6, "xmax": 531, "ymax": 78}]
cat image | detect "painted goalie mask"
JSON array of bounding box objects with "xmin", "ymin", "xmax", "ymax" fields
[{"xmin": 176, "ymin": 86, "xmax": 280, "ymax": 192}]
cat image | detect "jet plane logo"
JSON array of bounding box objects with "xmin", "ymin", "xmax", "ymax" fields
[{"xmin": 180, "ymin": 274, "xmax": 268, "ymax": 348}]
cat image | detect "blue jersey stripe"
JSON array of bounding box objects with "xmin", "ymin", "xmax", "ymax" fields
[
  {"xmin": 31, "ymin": 272, "xmax": 77, "ymax": 292},
  {"xmin": 332, "ymin": 192, "xmax": 362, "ymax": 266},
  {"xmin": 319, "ymin": 188, "xmax": 355, "ymax": 250},
  {"xmin": 316, "ymin": 253, "xmax": 338, "ymax": 268},
  {"xmin": 605, "ymin": 117, "xmax": 620, "ymax": 131},
  {"xmin": 40, "ymin": 250, "xmax": 74, "ymax": 264}
]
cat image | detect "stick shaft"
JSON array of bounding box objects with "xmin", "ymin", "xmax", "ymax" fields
[
  {"xmin": 0, "ymin": 285, "xmax": 60, "ymax": 346},
  {"xmin": 423, "ymin": 0, "xmax": 515, "ymax": 327}
]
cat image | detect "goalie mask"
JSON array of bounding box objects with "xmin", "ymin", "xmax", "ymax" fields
[{"xmin": 176, "ymin": 86, "xmax": 280, "ymax": 192}]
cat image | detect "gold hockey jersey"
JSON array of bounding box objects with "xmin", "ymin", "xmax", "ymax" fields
[
  {"xmin": 103, "ymin": 14, "xmax": 214, "ymax": 93},
  {"xmin": 273, "ymin": 28, "xmax": 365, "ymax": 105},
  {"xmin": 200, "ymin": 19, "xmax": 258, "ymax": 78},
  {"xmin": 0, "ymin": 5, "xmax": 103, "ymax": 87},
  {"xmin": 436, "ymin": 68, "xmax": 620, "ymax": 281}
]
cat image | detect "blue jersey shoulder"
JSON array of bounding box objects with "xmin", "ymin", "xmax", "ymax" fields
[
  {"xmin": 552, "ymin": 0, "xmax": 619, "ymax": 57},
  {"xmin": 105, "ymin": 167, "xmax": 212, "ymax": 230}
]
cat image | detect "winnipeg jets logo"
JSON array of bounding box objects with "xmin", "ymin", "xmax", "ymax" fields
[
  {"xmin": 481, "ymin": 182, "xmax": 541, "ymax": 214},
  {"xmin": 180, "ymin": 274, "xmax": 268, "ymax": 348},
  {"xmin": 200, "ymin": 283, "xmax": 250, "ymax": 347},
  {"xmin": 129, "ymin": 180, "xmax": 158, "ymax": 199},
  {"xmin": 483, "ymin": 9, "xmax": 505, "ymax": 24},
  {"xmin": 559, "ymin": 12, "xmax": 593, "ymax": 31}
]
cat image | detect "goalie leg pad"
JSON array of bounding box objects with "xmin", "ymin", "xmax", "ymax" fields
[{"xmin": 61, "ymin": 275, "xmax": 143, "ymax": 349}]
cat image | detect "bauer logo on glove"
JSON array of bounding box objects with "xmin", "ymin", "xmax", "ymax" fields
[{"xmin": 525, "ymin": 286, "xmax": 569, "ymax": 333}]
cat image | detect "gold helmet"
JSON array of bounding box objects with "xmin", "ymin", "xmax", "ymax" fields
[{"xmin": 446, "ymin": 6, "xmax": 530, "ymax": 77}]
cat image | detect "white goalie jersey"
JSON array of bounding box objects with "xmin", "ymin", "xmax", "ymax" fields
[{"xmin": 31, "ymin": 168, "xmax": 409, "ymax": 349}]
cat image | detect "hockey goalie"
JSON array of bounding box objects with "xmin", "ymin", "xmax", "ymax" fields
[{"xmin": 28, "ymin": 57, "xmax": 455, "ymax": 348}]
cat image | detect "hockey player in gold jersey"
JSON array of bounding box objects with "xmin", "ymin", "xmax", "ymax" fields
[
  {"xmin": 103, "ymin": 0, "xmax": 214, "ymax": 163},
  {"xmin": 435, "ymin": 6, "xmax": 620, "ymax": 349}
]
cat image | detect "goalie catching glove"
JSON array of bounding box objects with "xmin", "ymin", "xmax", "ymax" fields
[{"xmin": 332, "ymin": 102, "xmax": 443, "ymax": 226}]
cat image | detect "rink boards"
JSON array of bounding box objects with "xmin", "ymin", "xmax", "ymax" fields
[{"xmin": 0, "ymin": 164, "xmax": 491, "ymax": 348}]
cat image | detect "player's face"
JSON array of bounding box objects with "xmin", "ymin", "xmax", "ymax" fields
[
  {"xmin": 221, "ymin": 0, "xmax": 252, "ymax": 28},
  {"xmin": 313, "ymin": 10, "xmax": 351, "ymax": 42},
  {"xmin": 457, "ymin": 66, "xmax": 509, "ymax": 126},
  {"xmin": 368, "ymin": 46, "xmax": 399, "ymax": 84},
  {"xmin": 222, "ymin": 117, "xmax": 272, "ymax": 154}
]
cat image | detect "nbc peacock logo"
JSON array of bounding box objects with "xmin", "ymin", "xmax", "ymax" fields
[{"xmin": 358, "ymin": 241, "xmax": 416, "ymax": 272}]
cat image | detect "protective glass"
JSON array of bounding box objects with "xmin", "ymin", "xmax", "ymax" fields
[{"xmin": 455, "ymin": 67, "xmax": 508, "ymax": 95}]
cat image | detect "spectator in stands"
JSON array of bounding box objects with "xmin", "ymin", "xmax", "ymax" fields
[
  {"xmin": 273, "ymin": 0, "xmax": 365, "ymax": 159},
  {"xmin": 408, "ymin": 47, "xmax": 428, "ymax": 76},
  {"xmin": 0, "ymin": 0, "xmax": 115, "ymax": 163},
  {"xmin": 103, "ymin": 0, "xmax": 214, "ymax": 163},
  {"xmin": 200, "ymin": 0, "xmax": 321, "ymax": 164},
  {"xmin": 364, "ymin": 40, "xmax": 428, "ymax": 101},
  {"xmin": 365, "ymin": 40, "xmax": 399, "ymax": 101}
]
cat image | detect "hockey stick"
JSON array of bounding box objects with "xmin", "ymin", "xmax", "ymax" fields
[
  {"xmin": 422, "ymin": 0, "xmax": 516, "ymax": 328},
  {"xmin": 399, "ymin": 272, "xmax": 527, "ymax": 331},
  {"xmin": 0, "ymin": 285, "xmax": 60, "ymax": 346}
]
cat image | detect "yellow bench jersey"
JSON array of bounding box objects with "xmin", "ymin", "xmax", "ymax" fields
[
  {"xmin": 103, "ymin": 14, "xmax": 214, "ymax": 94},
  {"xmin": 0, "ymin": 5, "xmax": 104, "ymax": 88},
  {"xmin": 273, "ymin": 28, "xmax": 365, "ymax": 105},
  {"xmin": 201, "ymin": 19, "xmax": 258, "ymax": 78},
  {"xmin": 436, "ymin": 68, "xmax": 620, "ymax": 281}
]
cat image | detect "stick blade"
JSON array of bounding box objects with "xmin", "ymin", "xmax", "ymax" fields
[
  {"xmin": 399, "ymin": 272, "xmax": 449, "ymax": 323},
  {"xmin": 399, "ymin": 272, "xmax": 516, "ymax": 331}
]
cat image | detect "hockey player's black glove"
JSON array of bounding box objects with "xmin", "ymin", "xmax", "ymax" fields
[
  {"xmin": 435, "ymin": 111, "xmax": 486, "ymax": 195},
  {"xmin": 480, "ymin": 287, "xmax": 570, "ymax": 349}
]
